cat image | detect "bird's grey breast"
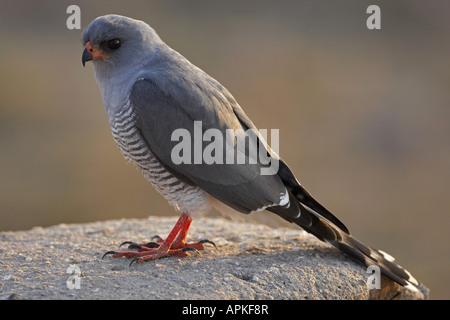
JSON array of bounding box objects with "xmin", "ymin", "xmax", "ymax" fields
[{"xmin": 109, "ymin": 100, "xmax": 210, "ymax": 216}]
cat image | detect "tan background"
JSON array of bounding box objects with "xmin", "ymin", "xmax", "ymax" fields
[{"xmin": 0, "ymin": 1, "xmax": 448, "ymax": 298}]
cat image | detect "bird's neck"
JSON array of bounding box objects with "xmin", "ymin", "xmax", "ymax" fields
[{"xmin": 94, "ymin": 67, "xmax": 136, "ymax": 124}]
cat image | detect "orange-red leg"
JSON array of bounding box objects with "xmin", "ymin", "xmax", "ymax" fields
[
  {"xmin": 152, "ymin": 216, "xmax": 216, "ymax": 250},
  {"xmin": 102, "ymin": 213, "xmax": 215, "ymax": 265}
]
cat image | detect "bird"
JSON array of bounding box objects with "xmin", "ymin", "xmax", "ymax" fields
[{"xmin": 81, "ymin": 14, "xmax": 419, "ymax": 289}]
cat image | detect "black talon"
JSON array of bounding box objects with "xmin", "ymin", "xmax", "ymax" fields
[
  {"xmin": 129, "ymin": 257, "xmax": 140, "ymax": 267},
  {"xmin": 102, "ymin": 251, "xmax": 116, "ymax": 260},
  {"xmin": 199, "ymin": 239, "xmax": 217, "ymax": 249},
  {"xmin": 128, "ymin": 243, "xmax": 143, "ymax": 250},
  {"xmin": 143, "ymin": 241, "xmax": 160, "ymax": 248},
  {"xmin": 119, "ymin": 241, "xmax": 134, "ymax": 248},
  {"xmin": 182, "ymin": 247, "xmax": 201, "ymax": 255},
  {"xmin": 151, "ymin": 235, "xmax": 163, "ymax": 241}
]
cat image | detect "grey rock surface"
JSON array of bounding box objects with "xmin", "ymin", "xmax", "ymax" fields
[{"xmin": 0, "ymin": 216, "xmax": 428, "ymax": 300}]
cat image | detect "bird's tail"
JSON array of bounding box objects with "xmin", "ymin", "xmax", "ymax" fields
[{"xmin": 268, "ymin": 188, "xmax": 419, "ymax": 289}]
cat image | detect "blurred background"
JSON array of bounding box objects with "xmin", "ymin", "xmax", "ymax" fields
[{"xmin": 0, "ymin": 0, "xmax": 448, "ymax": 299}]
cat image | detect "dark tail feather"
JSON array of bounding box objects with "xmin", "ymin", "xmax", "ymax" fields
[
  {"xmin": 276, "ymin": 160, "xmax": 350, "ymax": 234},
  {"xmin": 272, "ymin": 160, "xmax": 418, "ymax": 287},
  {"xmin": 268, "ymin": 191, "xmax": 419, "ymax": 288},
  {"xmin": 331, "ymin": 232, "xmax": 419, "ymax": 287}
]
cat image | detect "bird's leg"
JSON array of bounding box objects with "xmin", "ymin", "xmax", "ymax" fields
[
  {"xmin": 168, "ymin": 215, "xmax": 217, "ymax": 250},
  {"xmin": 123, "ymin": 215, "xmax": 216, "ymax": 251},
  {"xmin": 102, "ymin": 213, "xmax": 213, "ymax": 264}
]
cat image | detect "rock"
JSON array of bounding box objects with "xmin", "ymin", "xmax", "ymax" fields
[{"xmin": 0, "ymin": 216, "xmax": 428, "ymax": 300}]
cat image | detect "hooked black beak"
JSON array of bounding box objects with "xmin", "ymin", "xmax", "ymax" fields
[{"xmin": 82, "ymin": 48, "xmax": 93, "ymax": 67}]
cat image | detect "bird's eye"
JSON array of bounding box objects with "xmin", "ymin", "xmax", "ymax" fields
[{"xmin": 108, "ymin": 39, "xmax": 121, "ymax": 49}]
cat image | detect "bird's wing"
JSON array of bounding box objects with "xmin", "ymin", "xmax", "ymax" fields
[{"xmin": 130, "ymin": 76, "xmax": 287, "ymax": 214}]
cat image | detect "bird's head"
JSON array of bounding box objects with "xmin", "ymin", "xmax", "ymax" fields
[{"xmin": 81, "ymin": 14, "xmax": 161, "ymax": 70}]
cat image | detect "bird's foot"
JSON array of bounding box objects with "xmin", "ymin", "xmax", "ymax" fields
[
  {"xmin": 150, "ymin": 235, "xmax": 217, "ymax": 251},
  {"xmin": 101, "ymin": 237, "xmax": 216, "ymax": 264},
  {"xmin": 102, "ymin": 246, "xmax": 200, "ymax": 266},
  {"xmin": 101, "ymin": 213, "xmax": 216, "ymax": 265}
]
